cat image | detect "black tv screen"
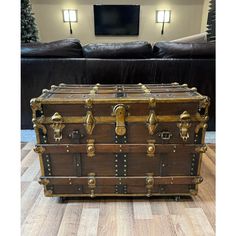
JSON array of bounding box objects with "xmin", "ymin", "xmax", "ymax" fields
[{"xmin": 94, "ymin": 5, "xmax": 140, "ymax": 36}]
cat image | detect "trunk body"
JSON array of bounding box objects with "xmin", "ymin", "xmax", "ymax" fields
[{"xmin": 31, "ymin": 83, "xmax": 209, "ymax": 197}]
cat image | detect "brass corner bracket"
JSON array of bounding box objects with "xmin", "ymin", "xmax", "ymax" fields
[
  {"xmin": 38, "ymin": 178, "xmax": 50, "ymax": 185},
  {"xmin": 195, "ymin": 145, "xmax": 207, "ymax": 153},
  {"xmin": 34, "ymin": 145, "xmax": 45, "ymax": 154},
  {"xmin": 192, "ymin": 176, "xmax": 203, "ymax": 184}
]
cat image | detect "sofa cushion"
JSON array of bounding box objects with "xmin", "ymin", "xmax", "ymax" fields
[
  {"xmin": 153, "ymin": 42, "xmax": 215, "ymax": 58},
  {"xmin": 21, "ymin": 39, "xmax": 83, "ymax": 58},
  {"xmin": 82, "ymin": 41, "xmax": 153, "ymax": 59}
]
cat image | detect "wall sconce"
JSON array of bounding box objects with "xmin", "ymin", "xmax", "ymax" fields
[
  {"xmin": 62, "ymin": 9, "xmax": 78, "ymax": 34},
  {"xmin": 156, "ymin": 10, "xmax": 171, "ymax": 35}
]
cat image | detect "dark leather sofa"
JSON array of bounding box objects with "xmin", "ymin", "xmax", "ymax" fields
[{"xmin": 21, "ymin": 39, "xmax": 215, "ymax": 130}]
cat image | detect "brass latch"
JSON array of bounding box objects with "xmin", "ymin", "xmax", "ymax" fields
[
  {"xmin": 147, "ymin": 111, "xmax": 158, "ymax": 135},
  {"xmin": 147, "ymin": 140, "xmax": 156, "ymax": 157},
  {"xmin": 50, "ymin": 112, "xmax": 65, "ymax": 142},
  {"xmin": 88, "ymin": 173, "xmax": 96, "ymax": 198},
  {"xmin": 113, "ymin": 104, "xmax": 126, "ymax": 136},
  {"xmin": 85, "ymin": 111, "xmax": 96, "ymax": 135},
  {"xmin": 87, "ymin": 139, "xmax": 95, "ymax": 157},
  {"xmin": 177, "ymin": 111, "xmax": 191, "ymax": 142},
  {"xmin": 146, "ymin": 173, "xmax": 154, "ymax": 197},
  {"xmin": 147, "ymin": 98, "xmax": 158, "ymax": 135}
]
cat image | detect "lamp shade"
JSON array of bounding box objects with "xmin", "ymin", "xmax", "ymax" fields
[
  {"xmin": 156, "ymin": 10, "xmax": 171, "ymax": 23},
  {"xmin": 63, "ymin": 9, "xmax": 78, "ymax": 22}
]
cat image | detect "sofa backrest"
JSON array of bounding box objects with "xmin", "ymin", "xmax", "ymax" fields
[
  {"xmin": 21, "ymin": 38, "xmax": 83, "ymax": 58},
  {"xmin": 153, "ymin": 42, "xmax": 215, "ymax": 59},
  {"xmin": 82, "ymin": 41, "xmax": 153, "ymax": 59}
]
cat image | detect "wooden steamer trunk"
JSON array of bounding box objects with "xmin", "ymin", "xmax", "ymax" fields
[{"xmin": 31, "ymin": 83, "xmax": 209, "ymax": 198}]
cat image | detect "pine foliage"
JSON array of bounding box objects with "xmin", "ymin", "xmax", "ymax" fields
[{"xmin": 21, "ymin": 0, "xmax": 39, "ymax": 43}]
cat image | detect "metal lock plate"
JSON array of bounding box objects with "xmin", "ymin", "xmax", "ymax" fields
[
  {"xmin": 177, "ymin": 111, "xmax": 191, "ymax": 142},
  {"xmin": 160, "ymin": 131, "xmax": 172, "ymax": 140},
  {"xmin": 113, "ymin": 104, "xmax": 126, "ymax": 136},
  {"xmin": 50, "ymin": 112, "xmax": 65, "ymax": 142}
]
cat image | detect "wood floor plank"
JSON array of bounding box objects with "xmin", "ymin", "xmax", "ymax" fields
[
  {"xmin": 77, "ymin": 208, "xmax": 100, "ymax": 236},
  {"xmin": 133, "ymin": 200, "xmax": 153, "ymax": 219},
  {"xmin": 21, "ymin": 181, "xmax": 31, "ymax": 197},
  {"xmin": 206, "ymin": 146, "xmax": 216, "ymax": 164},
  {"xmin": 21, "ymin": 181, "xmax": 42, "ymax": 225},
  {"xmin": 21, "ymin": 189, "xmax": 55, "ymax": 236},
  {"xmin": 21, "ymin": 158, "xmax": 40, "ymax": 182},
  {"xmin": 37, "ymin": 198, "xmax": 66, "ymax": 236},
  {"xmin": 22, "ymin": 149, "xmax": 37, "ymax": 168},
  {"xmin": 21, "ymin": 149, "xmax": 31, "ymax": 161},
  {"xmin": 97, "ymin": 200, "xmax": 117, "ymax": 236},
  {"xmin": 166, "ymin": 200, "xmax": 186, "ymax": 215},
  {"xmin": 185, "ymin": 208, "xmax": 215, "ymax": 235},
  {"xmin": 57, "ymin": 202, "xmax": 83, "ymax": 236},
  {"xmin": 116, "ymin": 200, "xmax": 134, "ymax": 236},
  {"xmin": 133, "ymin": 220, "xmax": 156, "ymax": 236},
  {"xmin": 154, "ymin": 215, "xmax": 177, "ymax": 236},
  {"xmin": 22, "ymin": 142, "xmax": 35, "ymax": 151},
  {"xmin": 171, "ymin": 214, "xmax": 196, "ymax": 236},
  {"xmin": 150, "ymin": 199, "xmax": 169, "ymax": 215}
]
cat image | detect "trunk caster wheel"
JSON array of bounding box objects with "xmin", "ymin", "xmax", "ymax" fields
[
  {"xmin": 59, "ymin": 197, "xmax": 67, "ymax": 203},
  {"xmin": 175, "ymin": 196, "xmax": 181, "ymax": 202}
]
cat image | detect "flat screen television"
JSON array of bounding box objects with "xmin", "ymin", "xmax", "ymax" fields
[{"xmin": 94, "ymin": 5, "xmax": 140, "ymax": 36}]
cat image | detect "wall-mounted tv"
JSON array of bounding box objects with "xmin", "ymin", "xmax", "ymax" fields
[{"xmin": 94, "ymin": 5, "xmax": 140, "ymax": 36}]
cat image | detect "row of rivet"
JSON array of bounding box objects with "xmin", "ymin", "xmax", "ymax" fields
[
  {"xmin": 114, "ymin": 154, "xmax": 127, "ymax": 177},
  {"xmin": 115, "ymin": 185, "xmax": 128, "ymax": 194},
  {"xmin": 190, "ymin": 154, "xmax": 196, "ymax": 176},
  {"xmin": 115, "ymin": 135, "xmax": 127, "ymax": 144},
  {"xmin": 45, "ymin": 154, "xmax": 52, "ymax": 176}
]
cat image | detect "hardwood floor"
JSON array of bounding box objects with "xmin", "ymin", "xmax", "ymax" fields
[{"xmin": 21, "ymin": 142, "xmax": 215, "ymax": 236}]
